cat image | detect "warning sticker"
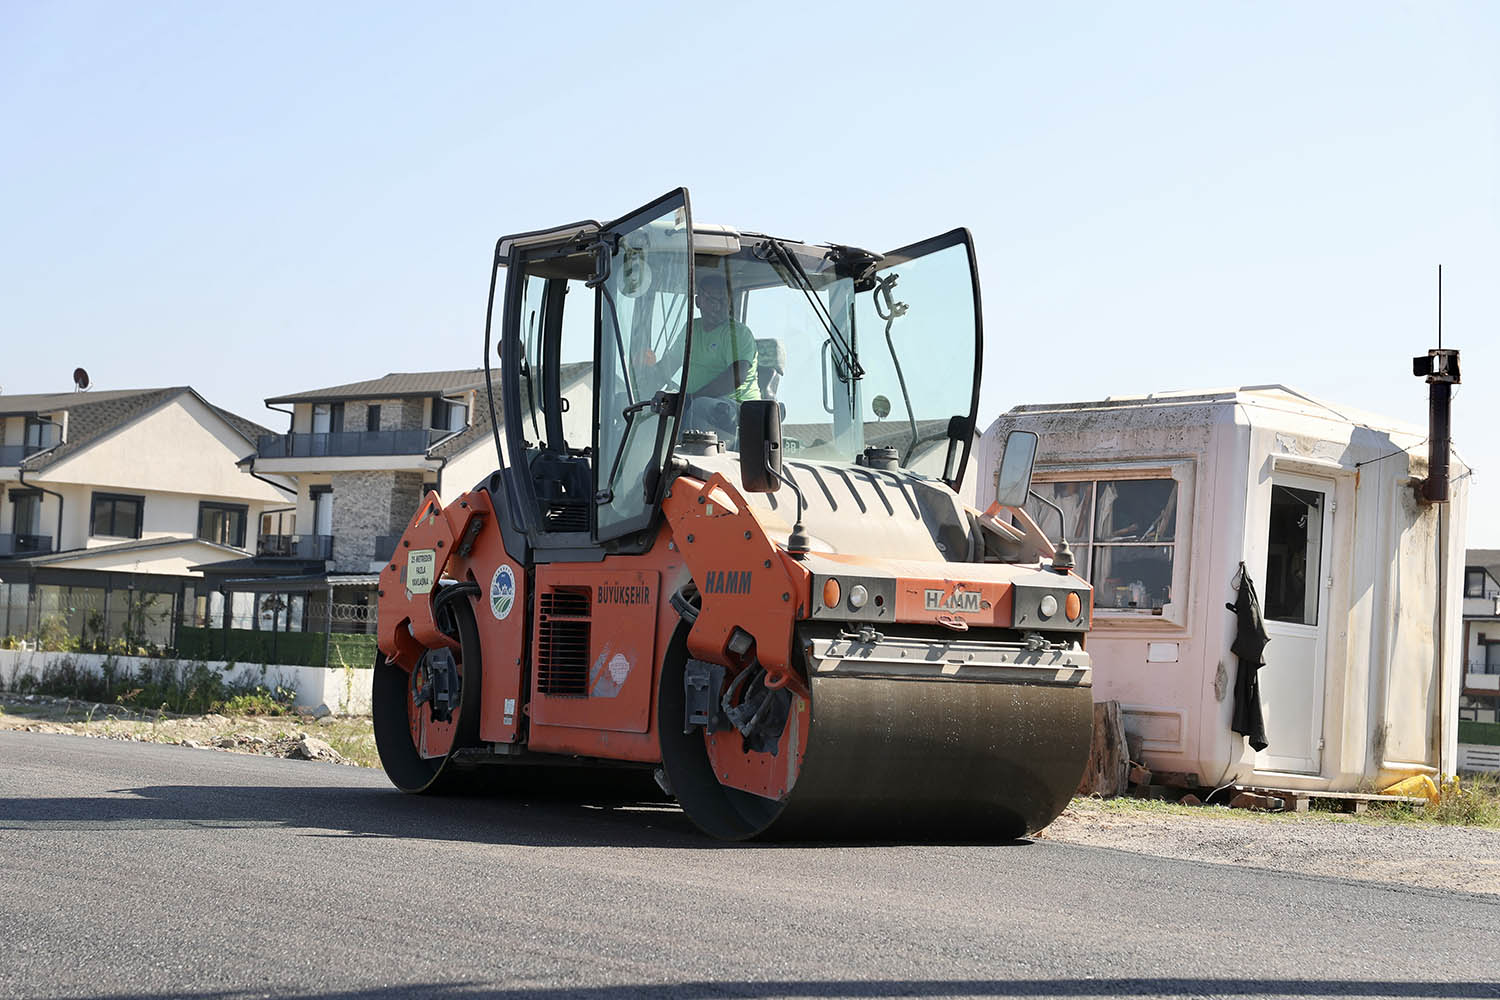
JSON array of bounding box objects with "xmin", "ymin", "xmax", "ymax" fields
[{"xmin": 406, "ymin": 549, "xmax": 436, "ymax": 595}]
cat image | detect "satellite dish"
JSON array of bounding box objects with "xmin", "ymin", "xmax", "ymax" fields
[{"xmin": 73, "ymin": 368, "xmax": 90, "ymax": 391}]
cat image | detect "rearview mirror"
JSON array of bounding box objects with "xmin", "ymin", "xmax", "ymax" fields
[
  {"xmin": 994, "ymin": 430, "xmax": 1038, "ymax": 507},
  {"xmin": 738, "ymin": 400, "xmax": 782, "ymax": 493}
]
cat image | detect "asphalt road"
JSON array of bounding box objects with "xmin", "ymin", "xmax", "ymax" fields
[{"xmin": 1, "ymin": 732, "xmax": 1497, "ymax": 1000}]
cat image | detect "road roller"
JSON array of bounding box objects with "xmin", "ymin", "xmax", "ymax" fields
[{"xmin": 373, "ymin": 187, "xmax": 1094, "ymax": 840}]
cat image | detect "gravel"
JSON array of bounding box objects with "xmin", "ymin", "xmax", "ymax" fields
[{"xmin": 1041, "ymin": 797, "xmax": 1500, "ymax": 895}]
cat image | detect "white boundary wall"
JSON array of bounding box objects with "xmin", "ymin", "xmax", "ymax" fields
[{"xmin": 0, "ymin": 649, "xmax": 372, "ymax": 716}]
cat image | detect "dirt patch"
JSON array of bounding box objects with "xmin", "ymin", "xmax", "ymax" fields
[
  {"xmin": 0, "ymin": 693, "xmax": 377, "ymax": 767},
  {"xmin": 1041, "ymin": 797, "xmax": 1500, "ymax": 895}
]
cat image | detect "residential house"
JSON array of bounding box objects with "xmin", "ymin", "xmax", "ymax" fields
[
  {"xmin": 192, "ymin": 368, "xmax": 590, "ymax": 665},
  {"xmin": 0, "ymin": 387, "xmax": 292, "ymax": 648},
  {"xmin": 1459, "ymin": 550, "xmax": 1500, "ymax": 772}
]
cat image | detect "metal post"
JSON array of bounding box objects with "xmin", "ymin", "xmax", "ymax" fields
[
  {"xmin": 323, "ymin": 584, "xmax": 334, "ymax": 668},
  {"xmin": 220, "ymin": 587, "xmax": 231, "ymax": 660}
]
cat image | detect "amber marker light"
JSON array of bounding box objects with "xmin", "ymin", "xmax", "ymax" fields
[
  {"xmin": 1065, "ymin": 592, "xmax": 1083, "ymax": 621},
  {"xmin": 822, "ymin": 578, "xmax": 841, "ymax": 609}
]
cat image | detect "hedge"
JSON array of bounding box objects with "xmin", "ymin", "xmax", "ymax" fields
[
  {"xmin": 175, "ymin": 626, "xmax": 378, "ymax": 669},
  {"xmin": 1458, "ymin": 721, "xmax": 1500, "ymax": 747}
]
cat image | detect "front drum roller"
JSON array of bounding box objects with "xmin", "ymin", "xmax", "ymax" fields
[
  {"xmin": 373, "ymin": 595, "xmax": 482, "ymax": 794},
  {"xmin": 659, "ymin": 624, "xmax": 1093, "ymax": 841}
]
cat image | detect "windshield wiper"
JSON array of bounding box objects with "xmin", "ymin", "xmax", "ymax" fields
[{"xmin": 757, "ymin": 239, "xmax": 864, "ymax": 381}]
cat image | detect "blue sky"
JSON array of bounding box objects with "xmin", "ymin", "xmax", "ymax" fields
[{"xmin": 3, "ymin": 1, "xmax": 1497, "ymax": 540}]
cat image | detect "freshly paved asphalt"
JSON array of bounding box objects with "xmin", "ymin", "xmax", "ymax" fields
[{"xmin": 1, "ymin": 731, "xmax": 1497, "ymax": 1000}]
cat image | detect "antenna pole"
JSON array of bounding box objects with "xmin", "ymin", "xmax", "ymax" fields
[{"xmin": 1437, "ymin": 264, "xmax": 1443, "ymax": 349}]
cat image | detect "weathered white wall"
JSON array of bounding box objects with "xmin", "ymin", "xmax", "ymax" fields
[
  {"xmin": 0, "ymin": 648, "xmax": 371, "ymax": 715},
  {"xmin": 980, "ymin": 388, "xmax": 1467, "ymax": 792},
  {"xmin": 440, "ymin": 437, "xmax": 501, "ymax": 502}
]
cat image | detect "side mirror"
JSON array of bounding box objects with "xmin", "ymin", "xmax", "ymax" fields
[
  {"xmin": 738, "ymin": 399, "xmax": 782, "ymax": 493},
  {"xmin": 994, "ymin": 429, "xmax": 1038, "ymax": 507}
]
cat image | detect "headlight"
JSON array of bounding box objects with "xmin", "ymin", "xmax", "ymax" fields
[{"xmin": 848, "ymin": 584, "xmax": 869, "ymax": 610}]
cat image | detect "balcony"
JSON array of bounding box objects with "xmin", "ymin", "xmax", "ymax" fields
[
  {"xmin": 256, "ymin": 534, "xmax": 334, "ymax": 561},
  {"xmin": 0, "ymin": 533, "xmax": 52, "ymax": 557},
  {"xmin": 257, "ymin": 429, "xmax": 447, "ymax": 460},
  {"xmin": 0, "ymin": 444, "xmax": 46, "ymax": 466},
  {"xmin": 1464, "ymin": 594, "xmax": 1500, "ymax": 618},
  {"xmin": 374, "ymin": 533, "xmax": 406, "ymax": 564}
]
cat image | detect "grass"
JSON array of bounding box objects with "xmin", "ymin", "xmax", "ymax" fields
[{"xmin": 1365, "ymin": 774, "xmax": 1500, "ymax": 828}]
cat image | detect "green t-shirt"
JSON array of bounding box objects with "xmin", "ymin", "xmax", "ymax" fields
[{"xmin": 686, "ymin": 318, "xmax": 760, "ymax": 402}]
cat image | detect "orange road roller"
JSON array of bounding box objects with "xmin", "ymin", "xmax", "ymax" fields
[{"xmin": 374, "ymin": 187, "xmax": 1093, "ymax": 840}]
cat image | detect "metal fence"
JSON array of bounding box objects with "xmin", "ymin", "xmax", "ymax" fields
[{"xmin": 0, "ymin": 582, "xmax": 378, "ymax": 669}]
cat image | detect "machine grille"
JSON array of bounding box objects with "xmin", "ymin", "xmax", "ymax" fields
[
  {"xmin": 543, "ymin": 500, "xmax": 590, "ymax": 533},
  {"xmin": 537, "ymin": 587, "xmax": 591, "ymax": 696}
]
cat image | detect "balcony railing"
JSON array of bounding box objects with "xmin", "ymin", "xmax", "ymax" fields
[
  {"xmin": 0, "ymin": 443, "xmax": 46, "ymax": 466},
  {"xmin": 256, "ymin": 534, "xmax": 334, "ymax": 560},
  {"xmin": 1467, "ymin": 659, "xmax": 1500, "ymax": 677},
  {"xmin": 0, "ymin": 533, "xmax": 52, "ymax": 557},
  {"xmin": 374, "ymin": 534, "xmax": 405, "ymax": 564},
  {"xmin": 257, "ymin": 429, "xmax": 447, "ymax": 460}
]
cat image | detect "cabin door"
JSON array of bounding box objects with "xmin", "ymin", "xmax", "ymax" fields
[{"xmin": 1255, "ymin": 472, "xmax": 1335, "ymax": 774}]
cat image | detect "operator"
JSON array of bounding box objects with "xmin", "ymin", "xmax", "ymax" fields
[{"xmin": 684, "ymin": 271, "xmax": 759, "ymax": 406}]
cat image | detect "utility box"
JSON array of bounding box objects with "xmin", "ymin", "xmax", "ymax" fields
[{"xmin": 979, "ymin": 385, "xmax": 1468, "ymax": 791}]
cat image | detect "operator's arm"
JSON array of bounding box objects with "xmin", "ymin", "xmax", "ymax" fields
[{"xmin": 692, "ymin": 360, "xmax": 751, "ymax": 399}]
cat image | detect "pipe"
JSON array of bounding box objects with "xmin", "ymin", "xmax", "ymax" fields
[
  {"xmin": 1435, "ymin": 494, "xmax": 1449, "ymax": 775},
  {"xmin": 1424, "ymin": 378, "xmax": 1452, "ymax": 502}
]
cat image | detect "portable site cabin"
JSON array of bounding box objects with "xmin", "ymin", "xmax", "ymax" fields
[{"xmin": 978, "ymin": 386, "xmax": 1468, "ymax": 792}]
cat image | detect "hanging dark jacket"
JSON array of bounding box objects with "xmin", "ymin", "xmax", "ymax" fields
[{"xmin": 1226, "ymin": 565, "xmax": 1270, "ymax": 752}]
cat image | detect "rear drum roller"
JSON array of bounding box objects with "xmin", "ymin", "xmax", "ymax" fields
[
  {"xmin": 373, "ymin": 595, "xmax": 483, "ymax": 793},
  {"xmin": 659, "ymin": 623, "xmax": 1093, "ymax": 841}
]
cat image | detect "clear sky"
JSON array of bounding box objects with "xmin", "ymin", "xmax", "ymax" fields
[{"xmin": 3, "ymin": 2, "xmax": 1497, "ymax": 540}]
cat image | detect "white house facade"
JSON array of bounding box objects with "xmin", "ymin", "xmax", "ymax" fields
[{"xmin": 0, "ymin": 387, "xmax": 292, "ymax": 648}]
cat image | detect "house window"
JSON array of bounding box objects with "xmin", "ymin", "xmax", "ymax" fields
[
  {"xmin": 365, "ymin": 405, "xmax": 381, "ymax": 432},
  {"xmin": 198, "ymin": 502, "xmax": 248, "ymax": 548},
  {"xmin": 433, "ymin": 398, "xmax": 467, "ymax": 433},
  {"xmin": 310, "ymin": 485, "xmax": 333, "ymax": 537},
  {"xmin": 261, "ymin": 509, "xmax": 295, "ymax": 537},
  {"xmin": 1027, "ymin": 477, "xmax": 1179, "ymax": 613},
  {"xmin": 90, "ymin": 492, "xmax": 144, "ymax": 539},
  {"xmin": 23, "ymin": 418, "xmax": 57, "ymax": 451},
  {"xmin": 1486, "ymin": 643, "xmax": 1500, "ymax": 677},
  {"xmin": 10, "ymin": 490, "xmax": 41, "ymax": 535},
  {"xmin": 1468, "ymin": 569, "xmax": 1487, "ymax": 598},
  {"xmin": 311, "ymin": 402, "xmax": 345, "ymax": 435}
]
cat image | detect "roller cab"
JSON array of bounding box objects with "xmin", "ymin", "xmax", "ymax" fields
[{"xmin": 373, "ymin": 187, "xmax": 1094, "ymax": 839}]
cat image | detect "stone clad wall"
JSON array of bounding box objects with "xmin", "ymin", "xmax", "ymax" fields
[
  {"xmin": 390, "ymin": 471, "xmax": 424, "ymax": 529},
  {"xmin": 394, "ymin": 399, "xmax": 426, "ymax": 430},
  {"xmin": 330, "ymin": 470, "xmax": 394, "ymax": 571},
  {"xmin": 328, "ymin": 469, "xmax": 430, "ymax": 572}
]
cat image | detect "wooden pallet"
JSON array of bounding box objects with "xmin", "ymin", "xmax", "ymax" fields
[{"xmin": 1231, "ymin": 785, "xmax": 1427, "ymax": 814}]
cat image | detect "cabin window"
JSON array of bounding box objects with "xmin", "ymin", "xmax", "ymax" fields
[{"xmin": 1027, "ymin": 476, "xmax": 1180, "ymax": 615}]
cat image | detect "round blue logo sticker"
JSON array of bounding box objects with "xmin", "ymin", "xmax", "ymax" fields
[{"xmin": 490, "ymin": 565, "xmax": 515, "ymax": 621}]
